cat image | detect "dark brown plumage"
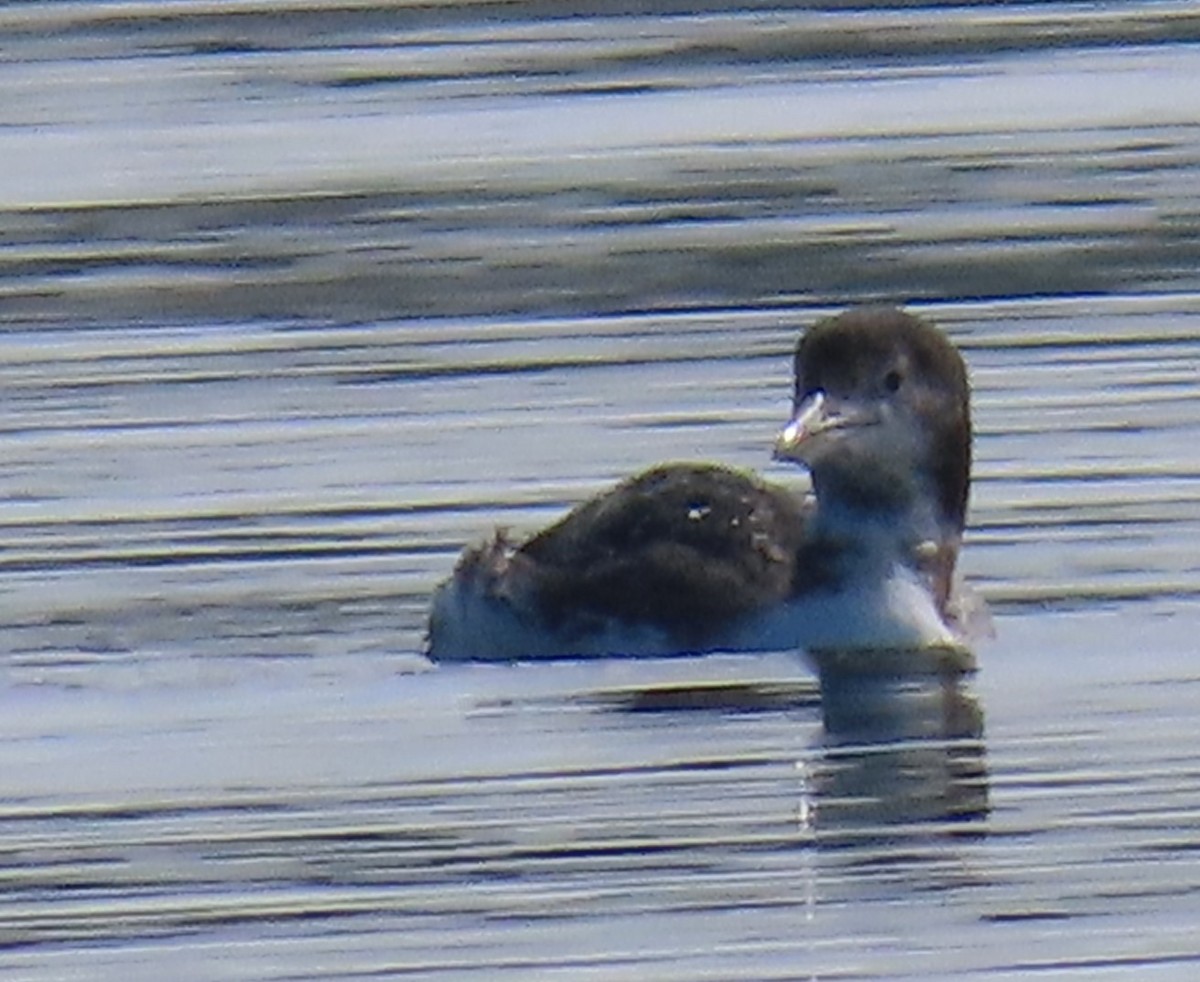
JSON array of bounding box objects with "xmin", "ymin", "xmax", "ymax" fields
[{"xmin": 517, "ymin": 463, "xmax": 812, "ymax": 646}]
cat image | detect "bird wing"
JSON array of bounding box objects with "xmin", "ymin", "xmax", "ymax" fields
[{"xmin": 516, "ymin": 463, "xmax": 811, "ymax": 646}]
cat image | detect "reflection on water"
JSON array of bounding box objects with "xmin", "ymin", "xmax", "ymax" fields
[
  {"xmin": 596, "ymin": 660, "xmax": 990, "ymax": 839},
  {"xmin": 815, "ymin": 667, "xmax": 988, "ymax": 835}
]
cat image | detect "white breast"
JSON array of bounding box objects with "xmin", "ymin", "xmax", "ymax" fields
[
  {"xmin": 723, "ymin": 563, "xmax": 957, "ymax": 654},
  {"xmin": 428, "ymin": 557, "xmax": 954, "ymax": 662}
]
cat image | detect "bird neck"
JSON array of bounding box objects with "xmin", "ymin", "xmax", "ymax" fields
[{"xmin": 809, "ymin": 483, "xmax": 963, "ymax": 614}]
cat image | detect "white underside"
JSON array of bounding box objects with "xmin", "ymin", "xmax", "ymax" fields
[{"xmin": 427, "ymin": 562, "xmax": 957, "ymax": 662}]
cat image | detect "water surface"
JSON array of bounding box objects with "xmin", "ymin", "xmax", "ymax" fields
[{"xmin": 1, "ymin": 2, "xmax": 1199, "ymax": 979}]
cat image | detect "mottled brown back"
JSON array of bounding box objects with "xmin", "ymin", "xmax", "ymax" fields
[{"xmin": 518, "ymin": 463, "xmax": 810, "ymax": 645}]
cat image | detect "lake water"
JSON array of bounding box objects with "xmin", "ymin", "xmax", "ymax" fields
[{"xmin": 2, "ymin": 1, "xmax": 1200, "ymax": 979}]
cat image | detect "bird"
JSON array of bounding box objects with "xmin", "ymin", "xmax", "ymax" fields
[{"xmin": 425, "ymin": 306, "xmax": 982, "ymax": 662}]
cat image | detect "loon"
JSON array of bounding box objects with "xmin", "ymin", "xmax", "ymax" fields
[{"xmin": 426, "ymin": 306, "xmax": 980, "ymax": 662}]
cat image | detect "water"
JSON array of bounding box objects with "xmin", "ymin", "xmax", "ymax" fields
[{"xmin": 2, "ymin": 2, "xmax": 1200, "ymax": 979}]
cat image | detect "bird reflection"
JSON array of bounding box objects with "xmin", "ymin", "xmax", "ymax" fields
[
  {"xmin": 805, "ymin": 652, "xmax": 988, "ymax": 836},
  {"xmin": 587, "ymin": 648, "xmax": 988, "ymax": 836}
]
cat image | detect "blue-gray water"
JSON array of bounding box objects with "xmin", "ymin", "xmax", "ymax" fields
[{"xmin": 2, "ymin": 2, "xmax": 1200, "ymax": 979}]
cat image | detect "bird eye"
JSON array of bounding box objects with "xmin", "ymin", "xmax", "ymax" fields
[{"xmin": 883, "ymin": 369, "xmax": 903, "ymax": 393}]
